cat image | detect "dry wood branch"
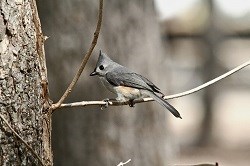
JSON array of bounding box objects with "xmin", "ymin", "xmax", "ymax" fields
[
  {"xmin": 117, "ymin": 159, "xmax": 131, "ymax": 166},
  {"xmin": 0, "ymin": 114, "xmax": 44, "ymax": 166},
  {"xmin": 51, "ymin": 0, "xmax": 103, "ymax": 111},
  {"xmin": 175, "ymin": 162, "xmax": 219, "ymax": 166},
  {"xmin": 60, "ymin": 60, "xmax": 250, "ymax": 108},
  {"xmin": 163, "ymin": 60, "xmax": 250, "ymax": 99}
]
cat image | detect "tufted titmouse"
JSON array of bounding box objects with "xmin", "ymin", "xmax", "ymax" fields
[{"xmin": 90, "ymin": 51, "xmax": 182, "ymax": 119}]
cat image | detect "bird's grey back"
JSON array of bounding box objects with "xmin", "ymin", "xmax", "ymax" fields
[{"xmin": 107, "ymin": 65, "xmax": 161, "ymax": 93}]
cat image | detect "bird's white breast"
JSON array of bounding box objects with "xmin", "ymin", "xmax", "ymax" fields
[{"xmin": 114, "ymin": 86, "xmax": 141, "ymax": 101}]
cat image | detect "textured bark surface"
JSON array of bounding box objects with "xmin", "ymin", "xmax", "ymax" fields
[
  {"xmin": 0, "ymin": 0, "xmax": 52, "ymax": 165},
  {"xmin": 38, "ymin": 0, "xmax": 176, "ymax": 165}
]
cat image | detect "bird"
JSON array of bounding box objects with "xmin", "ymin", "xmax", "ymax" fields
[{"xmin": 90, "ymin": 51, "xmax": 182, "ymax": 119}]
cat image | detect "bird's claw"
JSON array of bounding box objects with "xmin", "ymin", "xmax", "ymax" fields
[
  {"xmin": 128, "ymin": 99, "xmax": 135, "ymax": 107},
  {"xmin": 101, "ymin": 98, "xmax": 110, "ymax": 110}
]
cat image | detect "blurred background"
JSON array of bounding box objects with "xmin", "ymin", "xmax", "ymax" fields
[{"xmin": 37, "ymin": 0, "xmax": 250, "ymax": 165}]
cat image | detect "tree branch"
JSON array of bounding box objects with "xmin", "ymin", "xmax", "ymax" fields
[
  {"xmin": 59, "ymin": 60, "xmax": 250, "ymax": 108},
  {"xmin": 117, "ymin": 159, "xmax": 131, "ymax": 166},
  {"xmin": 0, "ymin": 114, "xmax": 44, "ymax": 166},
  {"xmin": 175, "ymin": 162, "xmax": 218, "ymax": 166},
  {"xmin": 163, "ymin": 60, "xmax": 250, "ymax": 99},
  {"xmin": 51, "ymin": 0, "xmax": 103, "ymax": 111}
]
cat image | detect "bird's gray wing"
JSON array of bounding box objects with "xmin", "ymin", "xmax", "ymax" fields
[
  {"xmin": 136, "ymin": 74, "xmax": 162, "ymax": 93},
  {"xmin": 106, "ymin": 72, "xmax": 159, "ymax": 93}
]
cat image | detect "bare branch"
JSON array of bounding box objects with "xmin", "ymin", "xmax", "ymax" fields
[
  {"xmin": 163, "ymin": 60, "xmax": 250, "ymax": 100},
  {"xmin": 0, "ymin": 114, "xmax": 44, "ymax": 166},
  {"xmin": 117, "ymin": 159, "xmax": 131, "ymax": 166},
  {"xmin": 59, "ymin": 60, "xmax": 250, "ymax": 108},
  {"xmin": 51, "ymin": 0, "xmax": 103, "ymax": 111},
  {"xmin": 175, "ymin": 162, "xmax": 219, "ymax": 166}
]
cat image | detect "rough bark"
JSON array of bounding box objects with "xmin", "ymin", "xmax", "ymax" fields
[
  {"xmin": 0, "ymin": 0, "xmax": 52, "ymax": 165},
  {"xmin": 38, "ymin": 0, "xmax": 176, "ymax": 165}
]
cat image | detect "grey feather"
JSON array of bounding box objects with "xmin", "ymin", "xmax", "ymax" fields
[
  {"xmin": 106, "ymin": 71, "xmax": 153, "ymax": 91},
  {"xmin": 143, "ymin": 90, "xmax": 182, "ymax": 119},
  {"xmin": 105, "ymin": 63, "xmax": 161, "ymax": 92}
]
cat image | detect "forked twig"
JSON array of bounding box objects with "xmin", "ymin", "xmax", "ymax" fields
[
  {"xmin": 51, "ymin": 0, "xmax": 103, "ymax": 111},
  {"xmin": 59, "ymin": 60, "xmax": 250, "ymax": 108},
  {"xmin": 0, "ymin": 114, "xmax": 44, "ymax": 166}
]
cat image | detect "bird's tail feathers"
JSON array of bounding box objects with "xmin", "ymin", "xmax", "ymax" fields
[{"xmin": 145, "ymin": 91, "xmax": 182, "ymax": 119}]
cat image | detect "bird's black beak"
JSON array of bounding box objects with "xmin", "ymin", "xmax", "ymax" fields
[{"xmin": 90, "ymin": 68, "xmax": 98, "ymax": 76}]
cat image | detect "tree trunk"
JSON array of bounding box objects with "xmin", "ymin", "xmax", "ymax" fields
[
  {"xmin": 0, "ymin": 0, "xmax": 52, "ymax": 165},
  {"xmin": 38, "ymin": 0, "xmax": 176, "ymax": 165}
]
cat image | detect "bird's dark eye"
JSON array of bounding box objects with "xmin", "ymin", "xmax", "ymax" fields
[{"xmin": 99, "ymin": 65, "xmax": 104, "ymax": 70}]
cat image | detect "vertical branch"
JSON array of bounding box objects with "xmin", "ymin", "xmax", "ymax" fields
[
  {"xmin": 52, "ymin": 0, "xmax": 103, "ymax": 110},
  {"xmin": 31, "ymin": 0, "xmax": 50, "ymax": 107},
  {"xmin": 31, "ymin": 0, "xmax": 53, "ymax": 165}
]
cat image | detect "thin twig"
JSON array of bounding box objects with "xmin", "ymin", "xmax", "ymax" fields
[
  {"xmin": 59, "ymin": 60, "xmax": 250, "ymax": 108},
  {"xmin": 117, "ymin": 159, "xmax": 131, "ymax": 166},
  {"xmin": 175, "ymin": 162, "xmax": 218, "ymax": 166},
  {"xmin": 163, "ymin": 60, "xmax": 250, "ymax": 100},
  {"xmin": 51, "ymin": 0, "xmax": 103, "ymax": 111},
  {"xmin": 0, "ymin": 114, "xmax": 45, "ymax": 166}
]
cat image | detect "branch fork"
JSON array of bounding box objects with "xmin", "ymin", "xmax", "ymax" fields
[{"xmin": 57, "ymin": 60, "xmax": 250, "ymax": 109}]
